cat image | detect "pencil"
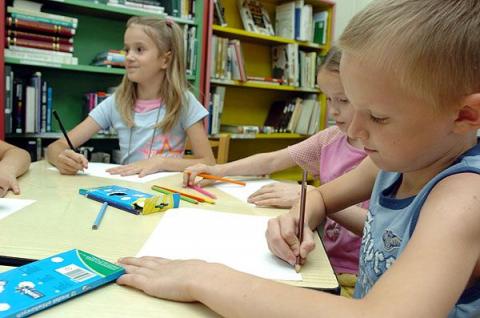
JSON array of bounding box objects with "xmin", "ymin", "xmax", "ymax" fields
[
  {"xmin": 295, "ymin": 170, "xmax": 308, "ymax": 273},
  {"xmin": 151, "ymin": 185, "xmax": 199, "ymax": 204},
  {"xmin": 154, "ymin": 185, "xmax": 215, "ymax": 204},
  {"xmin": 188, "ymin": 184, "xmax": 217, "ymax": 199},
  {"xmin": 53, "ymin": 110, "xmax": 77, "ymax": 152},
  {"xmin": 197, "ymin": 173, "xmax": 246, "ymax": 186},
  {"xmin": 92, "ymin": 201, "xmax": 108, "ymax": 230}
]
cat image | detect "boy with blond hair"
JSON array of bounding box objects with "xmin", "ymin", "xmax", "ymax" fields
[{"xmin": 116, "ymin": 1, "xmax": 480, "ymax": 316}]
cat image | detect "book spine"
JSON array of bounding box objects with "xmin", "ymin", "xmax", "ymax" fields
[
  {"xmin": 10, "ymin": 12, "xmax": 77, "ymax": 29},
  {"xmin": 7, "ymin": 29, "xmax": 74, "ymax": 44},
  {"xmin": 7, "ymin": 37, "xmax": 74, "ymax": 53},
  {"xmin": 46, "ymin": 87, "xmax": 53, "ymax": 132},
  {"xmin": 8, "ymin": 17, "xmax": 76, "ymax": 37},
  {"xmin": 4, "ymin": 66, "xmax": 13, "ymax": 134},
  {"xmin": 7, "ymin": 6, "xmax": 78, "ymax": 24}
]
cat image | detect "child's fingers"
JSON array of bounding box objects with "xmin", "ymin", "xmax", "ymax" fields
[
  {"xmin": 299, "ymin": 228, "xmax": 316, "ymax": 259},
  {"xmin": 248, "ymin": 192, "xmax": 278, "ymax": 204},
  {"xmin": 116, "ymin": 272, "xmax": 150, "ymax": 289},
  {"xmin": 197, "ymin": 178, "xmax": 216, "ymax": 187},
  {"xmin": 9, "ymin": 179, "xmax": 20, "ymax": 195},
  {"xmin": 266, "ymin": 217, "xmax": 297, "ymax": 265},
  {"xmin": 0, "ymin": 187, "xmax": 7, "ymax": 198}
]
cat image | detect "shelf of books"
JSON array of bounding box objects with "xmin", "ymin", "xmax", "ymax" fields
[
  {"xmin": 1, "ymin": 0, "xmax": 205, "ymax": 161},
  {"xmin": 207, "ymin": 0, "xmax": 334, "ymax": 179}
]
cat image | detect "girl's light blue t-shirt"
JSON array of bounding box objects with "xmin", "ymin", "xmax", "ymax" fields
[{"xmin": 89, "ymin": 91, "xmax": 208, "ymax": 164}]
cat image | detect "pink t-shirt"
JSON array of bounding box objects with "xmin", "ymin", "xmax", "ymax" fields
[{"xmin": 288, "ymin": 126, "xmax": 368, "ymax": 274}]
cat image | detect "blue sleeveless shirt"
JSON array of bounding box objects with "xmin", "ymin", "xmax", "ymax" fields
[{"xmin": 354, "ymin": 142, "xmax": 480, "ymax": 317}]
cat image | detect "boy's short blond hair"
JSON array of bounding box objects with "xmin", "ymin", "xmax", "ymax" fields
[{"xmin": 338, "ymin": 0, "xmax": 480, "ymax": 111}]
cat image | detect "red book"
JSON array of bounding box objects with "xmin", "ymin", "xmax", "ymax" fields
[
  {"xmin": 7, "ymin": 29, "xmax": 73, "ymax": 44},
  {"xmin": 7, "ymin": 17, "xmax": 76, "ymax": 37},
  {"xmin": 6, "ymin": 37, "xmax": 74, "ymax": 53}
]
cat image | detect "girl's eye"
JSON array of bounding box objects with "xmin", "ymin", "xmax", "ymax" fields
[
  {"xmin": 339, "ymin": 98, "xmax": 349, "ymax": 104},
  {"xmin": 136, "ymin": 47, "xmax": 144, "ymax": 53},
  {"xmin": 370, "ymin": 115, "xmax": 388, "ymax": 124},
  {"xmin": 326, "ymin": 97, "xmax": 332, "ymax": 102}
]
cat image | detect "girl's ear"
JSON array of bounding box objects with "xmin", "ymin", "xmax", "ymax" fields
[
  {"xmin": 159, "ymin": 51, "xmax": 172, "ymax": 69},
  {"xmin": 453, "ymin": 93, "xmax": 480, "ymax": 133}
]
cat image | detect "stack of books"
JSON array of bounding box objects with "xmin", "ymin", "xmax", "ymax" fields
[
  {"xmin": 91, "ymin": 50, "xmax": 126, "ymax": 68},
  {"xmin": 4, "ymin": 5, "xmax": 78, "ymax": 65}
]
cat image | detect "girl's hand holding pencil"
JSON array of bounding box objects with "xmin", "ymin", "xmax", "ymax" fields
[
  {"xmin": 183, "ymin": 163, "xmax": 221, "ymax": 187},
  {"xmin": 56, "ymin": 149, "xmax": 88, "ymax": 175}
]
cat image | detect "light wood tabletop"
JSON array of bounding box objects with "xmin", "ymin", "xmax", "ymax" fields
[{"xmin": 0, "ymin": 161, "xmax": 338, "ymax": 317}]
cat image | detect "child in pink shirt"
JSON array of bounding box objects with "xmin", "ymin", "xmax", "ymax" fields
[{"xmin": 184, "ymin": 47, "xmax": 367, "ymax": 296}]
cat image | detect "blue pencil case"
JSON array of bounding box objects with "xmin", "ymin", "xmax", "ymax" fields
[{"xmin": 79, "ymin": 185, "xmax": 180, "ymax": 215}]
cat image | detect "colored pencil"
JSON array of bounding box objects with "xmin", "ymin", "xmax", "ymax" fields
[
  {"xmin": 92, "ymin": 201, "xmax": 108, "ymax": 230},
  {"xmin": 295, "ymin": 170, "xmax": 308, "ymax": 273},
  {"xmin": 197, "ymin": 173, "xmax": 246, "ymax": 186},
  {"xmin": 188, "ymin": 184, "xmax": 217, "ymax": 199},
  {"xmin": 151, "ymin": 185, "xmax": 199, "ymax": 204},
  {"xmin": 154, "ymin": 185, "xmax": 215, "ymax": 204}
]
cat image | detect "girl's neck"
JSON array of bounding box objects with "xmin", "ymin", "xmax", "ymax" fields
[{"xmin": 136, "ymin": 77, "xmax": 164, "ymax": 100}]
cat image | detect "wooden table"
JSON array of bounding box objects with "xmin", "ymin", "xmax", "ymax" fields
[{"xmin": 0, "ymin": 161, "xmax": 338, "ymax": 317}]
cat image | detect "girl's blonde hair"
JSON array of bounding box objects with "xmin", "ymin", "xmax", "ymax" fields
[
  {"xmin": 319, "ymin": 46, "xmax": 341, "ymax": 73},
  {"xmin": 116, "ymin": 16, "xmax": 188, "ymax": 131},
  {"xmin": 338, "ymin": 0, "xmax": 480, "ymax": 111}
]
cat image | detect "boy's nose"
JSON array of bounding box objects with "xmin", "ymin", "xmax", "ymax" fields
[{"xmin": 348, "ymin": 111, "xmax": 368, "ymax": 140}]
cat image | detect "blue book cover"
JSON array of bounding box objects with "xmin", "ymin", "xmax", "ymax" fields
[{"xmin": 0, "ymin": 249, "xmax": 125, "ymax": 318}]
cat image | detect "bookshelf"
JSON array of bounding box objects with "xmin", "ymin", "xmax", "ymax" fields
[
  {"xmin": 207, "ymin": 0, "xmax": 335, "ymax": 180},
  {"xmin": 0, "ymin": 0, "xmax": 208, "ymax": 161}
]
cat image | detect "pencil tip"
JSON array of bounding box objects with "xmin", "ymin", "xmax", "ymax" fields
[
  {"xmin": 92, "ymin": 225, "xmax": 98, "ymax": 230},
  {"xmin": 295, "ymin": 264, "xmax": 301, "ymax": 273}
]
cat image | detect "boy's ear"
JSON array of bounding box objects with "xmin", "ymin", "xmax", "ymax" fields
[{"xmin": 453, "ymin": 93, "xmax": 480, "ymax": 133}]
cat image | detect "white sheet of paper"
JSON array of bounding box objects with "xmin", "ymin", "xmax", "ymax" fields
[
  {"xmin": 214, "ymin": 179, "xmax": 277, "ymax": 204},
  {"xmin": 137, "ymin": 208, "xmax": 301, "ymax": 281},
  {"xmin": 0, "ymin": 198, "xmax": 35, "ymax": 220},
  {"xmin": 49, "ymin": 162, "xmax": 179, "ymax": 183}
]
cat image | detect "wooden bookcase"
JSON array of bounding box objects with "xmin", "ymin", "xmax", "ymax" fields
[
  {"xmin": 206, "ymin": 0, "xmax": 335, "ymax": 180},
  {"xmin": 0, "ymin": 0, "xmax": 209, "ymax": 160}
]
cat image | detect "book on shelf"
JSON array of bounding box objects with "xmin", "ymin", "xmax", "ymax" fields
[
  {"xmin": 295, "ymin": 97, "xmax": 317, "ymax": 135},
  {"xmin": 208, "ymin": 86, "xmax": 226, "ymax": 135},
  {"xmin": 91, "ymin": 50, "xmax": 126, "ymax": 66},
  {"xmin": 7, "ymin": 29, "xmax": 74, "ymax": 44},
  {"xmin": 6, "ymin": 36, "xmax": 74, "ymax": 53},
  {"xmin": 272, "ymin": 44, "xmax": 299, "ymax": 87},
  {"xmin": 213, "ymin": 0, "xmax": 227, "ymax": 26},
  {"xmin": 4, "ymin": 65, "xmax": 14, "ymax": 134},
  {"xmin": 299, "ymin": 50, "xmax": 317, "ymax": 89},
  {"xmin": 12, "ymin": 0, "xmax": 42, "ymax": 11},
  {"xmin": 7, "ymin": 5, "xmax": 78, "ymax": 26},
  {"xmin": 211, "ymin": 36, "xmax": 247, "ymax": 81},
  {"xmin": 238, "ymin": 0, "xmax": 275, "ymax": 36},
  {"xmin": 220, "ymin": 124, "xmax": 260, "ymax": 134},
  {"xmin": 313, "ymin": 11, "xmax": 329, "ymax": 45},
  {"xmin": 9, "ymin": 11, "xmax": 78, "ymax": 29},
  {"xmin": 275, "ymin": 1, "xmax": 295, "ymax": 39},
  {"xmin": 5, "ymin": 46, "xmax": 78, "ymax": 65},
  {"xmin": 107, "ymin": 0, "xmax": 166, "ymax": 15},
  {"xmin": 246, "ymin": 76, "xmax": 285, "ymax": 86},
  {"xmin": 7, "ymin": 17, "xmax": 76, "ymax": 37}
]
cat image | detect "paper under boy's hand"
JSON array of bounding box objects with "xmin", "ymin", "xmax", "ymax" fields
[
  {"xmin": 57, "ymin": 149, "xmax": 88, "ymax": 175},
  {"xmin": 265, "ymin": 213, "xmax": 316, "ymax": 266}
]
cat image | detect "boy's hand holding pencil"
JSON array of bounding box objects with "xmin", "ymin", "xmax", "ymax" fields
[{"xmin": 265, "ymin": 171, "xmax": 316, "ymax": 271}]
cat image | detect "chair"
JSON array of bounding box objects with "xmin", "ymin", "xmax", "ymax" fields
[{"xmin": 184, "ymin": 133, "xmax": 230, "ymax": 164}]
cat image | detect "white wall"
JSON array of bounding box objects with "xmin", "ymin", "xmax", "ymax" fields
[{"xmin": 333, "ymin": 0, "xmax": 375, "ymax": 40}]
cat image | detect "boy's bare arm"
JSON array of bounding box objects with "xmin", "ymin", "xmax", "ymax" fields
[
  {"xmin": 328, "ymin": 206, "xmax": 367, "ymax": 236},
  {"xmin": 0, "ymin": 141, "xmax": 30, "ymax": 177}
]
